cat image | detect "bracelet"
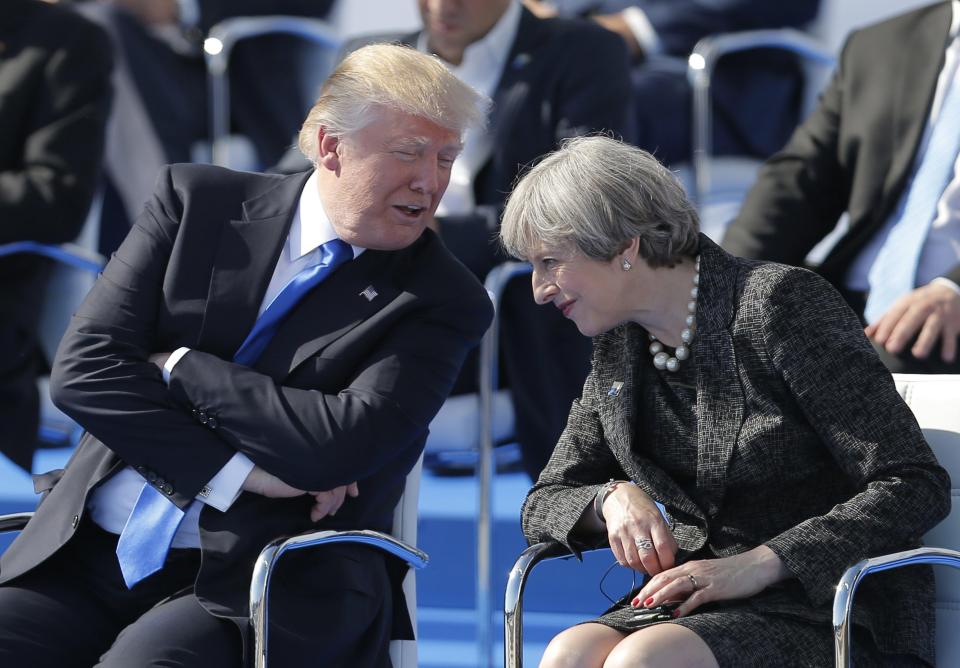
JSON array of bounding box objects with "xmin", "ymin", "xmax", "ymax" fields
[{"xmin": 594, "ymin": 479, "xmax": 631, "ymax": 523}]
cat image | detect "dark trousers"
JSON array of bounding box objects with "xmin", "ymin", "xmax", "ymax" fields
[{"xmin": 0, "ymin": 518, "xmax": 395, "ymax": 667}]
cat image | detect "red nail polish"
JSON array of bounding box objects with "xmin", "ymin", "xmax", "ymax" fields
[
  {"xmin": 644, "ymin": 597, "xmax": 654, "ymax": 607},
  {"xmin": 672, "ymin": 609, "xmax": 681, "ymax": 618},
  {"xmin": 630, "ymin": 597, "xmax": 640, "ymax": 607}
]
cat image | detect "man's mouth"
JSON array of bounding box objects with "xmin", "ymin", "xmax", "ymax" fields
[{"xmin": 394, "ymin": 204, "xmax": 426, "ymax": 219}]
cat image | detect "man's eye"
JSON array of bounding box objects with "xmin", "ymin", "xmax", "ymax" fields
[
  {"xmin": 393, "ymin": 151, "xmax": 416, "ymax": 160},
  {"xmin": 439, "ymin": 157, "xmax": 455, "ymax": 168}
]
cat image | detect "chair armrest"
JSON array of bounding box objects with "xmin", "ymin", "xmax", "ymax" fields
[
  {"xmin": 0, "ymin": 512, "xmax": 34, "ymax": 533},
  {"xmin": 504, "ymin": 541, "xmax": 609, "ymax": 668},
  {"xmin": 686, "ymin": 28, "xmax": 835, "ymax": 207},
  {"xmin": 832, "ymin": 546, "xmax": 960, "ymax": 668},
  {"xmin": 0, "ymin": 241, "xmax": 105, "ymax": 274},
  {"xmin": 249, "ymin": 528, "xmax": 427, "ymax": 668}
]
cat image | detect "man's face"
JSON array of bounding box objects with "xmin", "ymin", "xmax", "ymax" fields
[
  {"xmin": 418, "ymin": 0, "xmax": 511, "ymax": 61},
  {"xmin": 319, "ymin": 108, "xmax": 462, "ymax": 251}
]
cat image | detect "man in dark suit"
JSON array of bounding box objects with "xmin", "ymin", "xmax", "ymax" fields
[
  {"xmin": 0, "ymin": 0, "xmax": 112, "ymax": 470},
  {"xmin": 0, "ymin": 44, "xmax": 492, "ymax": 667},
  {"xmin": 526, "ymin": 0, "xmax": 820, "ymax": 164},
  {"xmin": 724, "ymin": 1, "xmax": 960, "ymax": 374},
  {"xmin": 336, "ymin": 0, "xmax": 634, "ymax": 479}
]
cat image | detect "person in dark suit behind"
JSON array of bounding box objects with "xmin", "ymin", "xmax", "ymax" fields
[
  {"xmin": 526, "ymin": 0, "xmax": 820, "ymax": 165},
  {"xmin": 499, "ymin": 136, "xmax": 948, "ymax": 667},
  {"xmin": 315, "ymin": 0, "xmax": 634, "ymax": 479},
  {"xmin": 0, "ymin": 0, "xmax": 112, "ymax": 471},
  {"xmin": 0, "ymin": 44, "xmax": 492, "ymax": 667},
  {"xmin": 724, "ymin": 1, "xmax": 960, "ymax": 375}
]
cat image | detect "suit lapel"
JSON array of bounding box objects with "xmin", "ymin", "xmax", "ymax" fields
[
  {"xmin": 254, "ymin": 248, "xmax": 402, "ymax": 379},
  {"xmin": 197, "ymin": 171, "xmax": 310, "ymax": 360},
  {"xmin": 879, "ymin": 4, "xmax": 953, "ymax": 218},
  {"xmin": 693, "ymin": 237, "xmax": 744, "ymax": 512},
  {"xmin": 489, "ymin": 8, "xmax": 544, "ymax": 144}
]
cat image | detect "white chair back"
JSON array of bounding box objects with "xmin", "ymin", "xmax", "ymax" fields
[
  {"xmin": 389, "ymin": 453, "xmax": 423, "ymax": 668},
  {"xmin": 892, "ymin": 374, "xmax": 960, "ymax": 666}
]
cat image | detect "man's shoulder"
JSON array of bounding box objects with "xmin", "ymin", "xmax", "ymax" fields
[
  {"xmin": 523, "ymin": 10, "xmax": 627, "ymax": 60},
  {"xmin": 161, "ymin": 163, "xmax": 304, "ymax": 200}
]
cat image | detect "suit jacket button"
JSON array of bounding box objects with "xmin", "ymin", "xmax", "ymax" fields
[
  {"xmin": 71, "ymin": 514, "xmax": 79, "ymax": 529},
  {"xmin": 146, "ymin": 472, "xmax": 158, "ymax": 483},
  {"xmin": 207, "ymin": 416, "xmax": 218, "ymax": 429},
  {"xmin": 162, "ymin": 484, "xmax": 174, "ymax": 495}
]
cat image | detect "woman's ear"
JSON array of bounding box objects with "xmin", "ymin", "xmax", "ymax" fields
[{"xmin": 316, "ymin": 129, "xmax": 341, "ymax": 172}]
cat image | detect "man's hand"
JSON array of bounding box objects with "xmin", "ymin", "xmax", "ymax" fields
[
  {"xmin": 243, "ymin": 467, "xmax": 360, "ymax": 521},
  {"xmin": 310, "ymin": 482, "xmax": 360, "ymax": 522},
  {"xmin": 865, "ymin": 281, "xmax": 960, "ymax": 362},
  {"xmin": 523, "ymin": 0, "xmax": 557, "ymax": 19},
  {"xmin": 103, "ymin": 0, "xmax": 178, "ymax": 26}
]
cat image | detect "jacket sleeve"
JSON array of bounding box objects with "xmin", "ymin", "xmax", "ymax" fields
[
  {"xmin": 165, "ymin": 279, "xmax": 493, "ymax": 492},
  {"xmin": 759, "ymin": 268, "xmax": 951, "ymax": 604},
  {"xmin": 49, "ymin": 168, "xmax": 238, "ymax": 508}
]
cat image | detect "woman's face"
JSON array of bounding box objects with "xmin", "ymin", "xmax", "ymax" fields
[{"xmin": 529, "ymin": 243, "xmax": 630, "ymax": 337}]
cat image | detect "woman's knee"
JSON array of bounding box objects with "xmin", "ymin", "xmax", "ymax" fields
[{"xmin": 539, "ymin": 623, "xmax": 622, "ymax": 668}]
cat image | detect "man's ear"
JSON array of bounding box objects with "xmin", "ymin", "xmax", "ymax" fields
[{"xmin": 317, "ymin": 129, "xmax": 342, "ymax": 172}]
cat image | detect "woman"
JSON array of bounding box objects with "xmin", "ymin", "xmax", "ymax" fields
[{"xmin": 501, "ymin": 136, "xmax": 951, "ymax": 667}]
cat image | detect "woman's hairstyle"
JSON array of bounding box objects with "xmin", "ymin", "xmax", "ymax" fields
[
  {"xmin": 298, "ymin": 43, "xmax": 489, "ymax": 162},
  {"xmin": 500, "ymin": 136, "xmax": 700, "ymax": 267}
]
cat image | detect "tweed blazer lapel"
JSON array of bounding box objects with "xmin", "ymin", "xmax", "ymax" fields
[
  {"xmin": 693, "ymin": 237, "xmax": 745, "ymax": 514},
  {"xmin": 594, "ymin": 323, "xmax": 706, "ymax": 528}
]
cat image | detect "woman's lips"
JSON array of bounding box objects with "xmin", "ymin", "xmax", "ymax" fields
[{"xmin": 558, "ymin": 299, "xmax": 575, "ymax": 317}]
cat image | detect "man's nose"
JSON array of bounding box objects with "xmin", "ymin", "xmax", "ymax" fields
[{"xmin": 411, "ymin": 159, "xmax": 440, "ymax": 195}]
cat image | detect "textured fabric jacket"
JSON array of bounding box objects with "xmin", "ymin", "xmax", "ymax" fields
[{"xmin": 522, "ymin": 236, "xmax": 951, "ymax": 662}]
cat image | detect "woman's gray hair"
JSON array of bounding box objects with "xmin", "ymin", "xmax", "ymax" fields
[
  {"xmin": 298, "ymin": 43, "xmax": 489, "ymax": 162},
  {"xmin": 500, "ymin": 136, "xmax": 700, "ymax": 267}
]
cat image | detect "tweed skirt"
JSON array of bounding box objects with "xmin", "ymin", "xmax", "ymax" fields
[{"xmin": 592, "ymin": 592, "xmax": 929, "ymax": 668}]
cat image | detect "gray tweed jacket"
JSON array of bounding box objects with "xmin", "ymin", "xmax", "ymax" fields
[{"xmin": 522, "ymin": 236, "xmax": 951, "ymax": 662}]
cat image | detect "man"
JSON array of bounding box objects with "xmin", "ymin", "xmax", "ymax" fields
[
  {"xmin": 724, "ymin": 1, "xmax": 960, "ymax": 374},
  {"xmin": 0, "ymin": 0, "xmax": 112, "ymax": 470},
  {"xmin": 526, "ymin": 0, "xmax": 820, "ymax": 164},
  {"xmin": 329, "ymin": 0, "xmax": 634, "ymax": 479},
  {"xmin": 0, "ymin": 44, "xmax": 492, "ymax": 667}
]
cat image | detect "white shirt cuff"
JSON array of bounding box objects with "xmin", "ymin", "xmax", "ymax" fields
[
  {"xmin": 621, "ymin": 6, "xmax": 663, "ymax": 57},
  {"xmin": 176, "ymin": 0, "xmax": 201, "ymax": 29},
  {"xmin": 198, "ymin": 452, "xmax": 256, "ymax": 511},
  {"xmin": 162, "ymin": 347, "xmax": 192, "ymax": 384},
  {"xmin": 932, "ymin": 277, "xmax": 960, "ymax": 296}
]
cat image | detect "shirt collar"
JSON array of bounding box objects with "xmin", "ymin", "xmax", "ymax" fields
[
  {"xmin": 292, "ymin": 171, "xmax": 363, "ymax": 260},
  {"xmin": 952, "ymin": 1, "xmax": 959, "ymax": 40},
  {"xmin": 418, "ymin": 0, "xmax": 521, "ymax": 92}
]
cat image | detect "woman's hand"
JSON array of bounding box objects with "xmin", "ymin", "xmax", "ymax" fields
[
  {"xmin": 602, "ymin": 483, "xmax": 678, "ymax": 575},
  {"xmin": 632, "ymin": 545, "xmax": 789, "ymax": 617}
]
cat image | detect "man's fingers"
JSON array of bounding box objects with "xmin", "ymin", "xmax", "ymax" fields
[
  {"xmin": 347, "ymin": 482, "xmax": 359, "ymax": 497},
  {"xmin": 910, "ymin": 313, "xmax": 943, "ymax": 359}
]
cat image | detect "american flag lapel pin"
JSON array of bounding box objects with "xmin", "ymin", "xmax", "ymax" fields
[
  {"xmin": 608, "ymin": 381, "xmax": 624, "ymax": 397},
  {"xmin": 359, "ymin": 285, "xmax": 378, "ymax": 302}
]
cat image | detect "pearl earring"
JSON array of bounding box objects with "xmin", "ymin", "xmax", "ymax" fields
[{"xmin": 621, "ymin": 258, "xmax": 632, "ymax": 271}]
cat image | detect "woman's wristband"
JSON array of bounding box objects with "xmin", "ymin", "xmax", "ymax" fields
[{"xmin": 594, "ymin": 479, "xmax": 632, "ymax": 523}]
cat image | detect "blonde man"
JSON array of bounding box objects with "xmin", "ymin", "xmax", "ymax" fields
[{"xmin": 0, "ymin": 44, "xmax": 491, "ymax": 668}]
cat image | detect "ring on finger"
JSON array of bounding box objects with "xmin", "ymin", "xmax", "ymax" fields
[
  {"xmin": 687, "ymin": 573, "xmax": 700, "ymax": 591},
  {"xmin": 634, "ymin": 536, "xmax": 654, "ymax": 552}
]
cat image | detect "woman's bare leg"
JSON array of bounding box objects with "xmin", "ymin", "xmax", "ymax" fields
[
  {"xmin": 539, "ymin": 622, "xmax": 625, "ymax": 668},
  {"xmin": 603, "ymin": 623, "xmax": 719, "ymax": 668}
]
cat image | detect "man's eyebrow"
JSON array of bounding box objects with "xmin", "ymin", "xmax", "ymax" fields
[{"xmin": 388, "ymin": 136, "xmax": 464, "ymax": 153}]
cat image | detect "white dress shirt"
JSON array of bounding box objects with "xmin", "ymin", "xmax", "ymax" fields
[
  {"xmin": 419, "ymin": 0, "xmax": 522, "ymax": 216},
  {"xmin": 846, "ymin": 0, "xmax": 960, "ymax": 296},
  {"xmin": 89, "ymin": 171, "xmax": 363, "ymax": 548}
]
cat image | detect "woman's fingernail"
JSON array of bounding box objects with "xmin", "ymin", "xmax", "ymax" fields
[
  {"xmin": 644, "ymin": 597, "xmax": 654, "ymax": 607},
  {"xmin": 630, "ymin": 597, "xmax": 640, "ymax": 607},
  {"xmin": 672, "ymin": 609, "xmax": 681, "ymax": 618}
]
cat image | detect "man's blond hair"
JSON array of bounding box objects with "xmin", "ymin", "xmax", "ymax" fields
[{"xmin": 298, "ymin": 43, "xmax": 488, "ymax": 162}]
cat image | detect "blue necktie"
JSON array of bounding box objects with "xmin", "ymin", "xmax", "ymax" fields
[
  {"xmin": 864, "ymin": 74, "xmax": 960, "ymax": 324},
  {"xmin": 116, "ymin": 238, "xmax": 353, "ymax": 588}
]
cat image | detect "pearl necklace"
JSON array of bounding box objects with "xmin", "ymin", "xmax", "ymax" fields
[{"xmin": 649, "ymin": 255, "xmax": 700, "ymax": 372}]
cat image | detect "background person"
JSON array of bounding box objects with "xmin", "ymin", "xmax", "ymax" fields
[
  {"xmin": 0, "ymin": 0, "xmax": 112, "ymax": 471},
  {"xmin": 724, "ymin": 1, "xmax": 960, "ymax": 374},
  {"xmin": 0, "ymin": 44, "xmax": 492, "ymax": 667},
  {"xmin": 500, "ymin": 136, "xmax": 949, "ymax": 668}
]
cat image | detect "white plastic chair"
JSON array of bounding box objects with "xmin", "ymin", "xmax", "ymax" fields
[
  {"xmin": 832, "ymin": 374, "xmax": 960, "ymax": 667},
  {"xmin": 0, "ymin": 454, "xmax": 427, "ymax": 668}
]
